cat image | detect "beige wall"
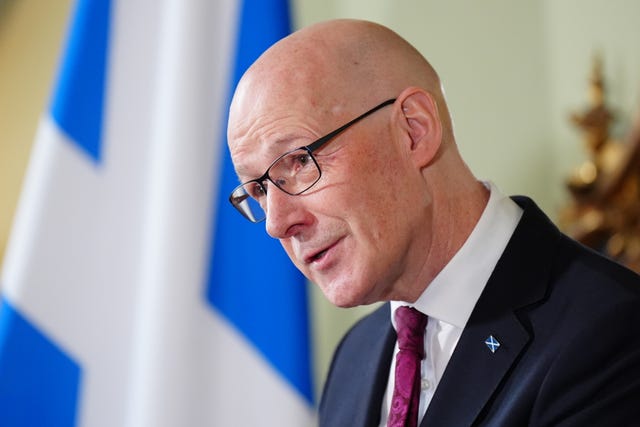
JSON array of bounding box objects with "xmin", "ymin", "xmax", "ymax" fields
[
  {"xmin": 1, "ymin": 0, "xmax": 639, "ymax": 399},
  {"xmin": 0, "ymin": 0, "xmax": 73, "ymax": 263}
]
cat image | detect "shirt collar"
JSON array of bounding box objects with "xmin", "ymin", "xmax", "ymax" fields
[{"xmin": 391, "ymin": 182, "xmax": 523, "ymax": 329}]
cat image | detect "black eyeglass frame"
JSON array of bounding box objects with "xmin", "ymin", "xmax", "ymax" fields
[{"xmin": 229, "ymin": 98, "xmax": 397, "ymax": 222}]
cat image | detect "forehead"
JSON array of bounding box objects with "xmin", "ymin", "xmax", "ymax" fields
[
  {"xmin": 227, "ymin": 56, "xmax": 351, "ymax": 179},
  {"xmin": 228, "ymin": 104, "xmax": 327, "ymax": 179}
]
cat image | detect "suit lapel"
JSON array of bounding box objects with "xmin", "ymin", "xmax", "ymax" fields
[
  {"xmin": 322, "ymin": 303, "xmax": 396, "ymax": 427},
  {"xmin": 360, "ymin": 320, "xmax": 396, "ymax": 427},
  {"xmin": 421, "ymin": 197, "xmax": 561, "ymax": 427}
]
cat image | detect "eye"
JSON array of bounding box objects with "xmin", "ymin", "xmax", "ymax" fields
[
  {"xmin": 293, "ymin": 153, "xmax": 312, "ymax": 170},
  {"xmin": 274, "ymin": 177, "xmax": 288, "ymax": 187},
  {"xmin": 245, "ymin": 181, "xmax": 267, "ymax": 199}
]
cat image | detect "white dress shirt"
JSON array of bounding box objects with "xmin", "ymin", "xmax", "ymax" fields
[{"xmin": 378, "ymin": 182, "xmax": 523, "ymax": 426}]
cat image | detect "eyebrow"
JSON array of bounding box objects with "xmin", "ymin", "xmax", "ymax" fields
[{"xmin": 233, "ymin": 134, "xmax": 307, "ymax": 180}]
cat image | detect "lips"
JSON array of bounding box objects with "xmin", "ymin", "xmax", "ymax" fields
[
  {"xmin": 304, "ymin": 247, "xmax": 329, "ymax": 264},
  {"xmin": 302, "ymin": 238, "xmax": 341, "ymax": 265},
  {"xmin": 310, "ymin": 249, "xmax": 328, "ymax": 262}
]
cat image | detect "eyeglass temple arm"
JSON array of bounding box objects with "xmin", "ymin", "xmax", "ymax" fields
[{"xmin": 306, "ymin": 98, "xmax": 396, "ymax": 152}]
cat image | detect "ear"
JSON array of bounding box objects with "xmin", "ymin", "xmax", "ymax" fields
[{"xmin": 395, "ymin": 87, "xmax": 442, "ymax": 168}]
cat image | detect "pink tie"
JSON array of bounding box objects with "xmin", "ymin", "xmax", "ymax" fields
[{"xmin": 387, "ymin": 306, "xmax": 428, "ymax": 427}]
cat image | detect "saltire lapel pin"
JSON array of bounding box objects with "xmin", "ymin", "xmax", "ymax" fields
[{"xmin": 485, "ymin": 335, "xmax": 501, "ymax": 353}]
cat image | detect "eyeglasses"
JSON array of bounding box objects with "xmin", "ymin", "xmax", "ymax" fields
[{"xmin": 229, "ymin": 98, "xmax": 396, "ymax": 223}]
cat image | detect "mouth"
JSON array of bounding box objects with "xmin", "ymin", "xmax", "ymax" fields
[
  {"xmin": 303, "ymin": 238, "xmax": 342, "ymax": 265},
  {"xmin": 308, "ymin": 248, "xmax": 329, "ymax": 263},
  {"xmin": 305, "ymin": 247, "xmax": 328, "ymax": 265}
]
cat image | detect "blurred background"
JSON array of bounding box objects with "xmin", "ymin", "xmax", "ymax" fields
[{"xmin": 1, "ymin": 0, "xmax": 640, "ymax": 418}]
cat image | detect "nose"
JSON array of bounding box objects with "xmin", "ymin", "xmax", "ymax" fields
[{"xmin": 264, "ymin": 187, "xmax": 306, "ymax": 239}]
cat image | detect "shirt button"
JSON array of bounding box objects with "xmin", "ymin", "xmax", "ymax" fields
[{"xmin": 421, "ymin": 379, "xmax": 430, "ymax": 390}]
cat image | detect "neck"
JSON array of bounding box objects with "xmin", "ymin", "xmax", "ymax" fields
[{"xmin": 401, "ymin": 179, "xmax": 490, "ymax": 303}]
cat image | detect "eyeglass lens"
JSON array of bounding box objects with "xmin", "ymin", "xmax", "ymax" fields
[{"xmin": 231, "ymin": 148, "xmax": 321, "ymax": 222}]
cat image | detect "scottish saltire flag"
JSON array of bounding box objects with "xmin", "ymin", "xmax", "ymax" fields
[{"xmin": 0, "ymin": 0, "xmax": 314, "ymax": 425}]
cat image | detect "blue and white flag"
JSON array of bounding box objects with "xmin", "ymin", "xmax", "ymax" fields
[{"xmin": 0, "ymin": 0, "xmax": 314, "ymax": 426}]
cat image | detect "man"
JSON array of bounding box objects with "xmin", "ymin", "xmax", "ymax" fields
[{"xmin": 226, "ymin": 19, "xmax": 640, "ymax": 426}]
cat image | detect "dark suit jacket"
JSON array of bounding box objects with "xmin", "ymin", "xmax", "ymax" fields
[{"xmin": 319, "ymin": 196, "xmax": 640, "ymax": 426}]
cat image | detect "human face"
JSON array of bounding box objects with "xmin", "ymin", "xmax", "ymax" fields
[
  {"xmin": 229, "ymin": 98, "xmax": 429, "ymax": 307},
  {"xmin": 229, "ymin": 100, "xmax": 396, "ymax": 223}
]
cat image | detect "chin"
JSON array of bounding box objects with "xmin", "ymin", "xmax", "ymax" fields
[
  {"xmin": 329, "ymin": 297, "xmax": 361, "ymax": 309},
  {"xmin": 319, "ymin": 279, "xmax": 376, "ymax": 308}
]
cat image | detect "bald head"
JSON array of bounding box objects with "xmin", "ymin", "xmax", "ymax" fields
[{"xmin": 229, "ymin": 19, "xmax": 452, "ymax": 144}]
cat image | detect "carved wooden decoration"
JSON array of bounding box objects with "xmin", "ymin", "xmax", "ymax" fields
[{"xmin": 560, "ymin": 56, "xmax": 640, "ymax": 272}]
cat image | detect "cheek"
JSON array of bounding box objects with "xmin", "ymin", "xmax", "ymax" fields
[
  {"xmin": 278, "ymin": 240, "xmax": 300, "ymax": 269},
  {"xmin": 346, "ymin": 169, "xmax": 412, "ymax": 240}
]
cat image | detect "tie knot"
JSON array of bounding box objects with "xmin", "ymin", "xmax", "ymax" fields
[{"xmin": 395, "ymin": 306, "xmax": 427, "ymax": 357}]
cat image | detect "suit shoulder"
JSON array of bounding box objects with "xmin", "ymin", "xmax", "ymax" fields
[{"xmin": 556, "ymin": 233, "xmax": 640, "ymax": 299}]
